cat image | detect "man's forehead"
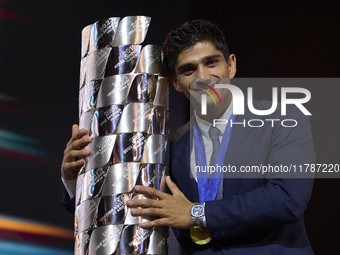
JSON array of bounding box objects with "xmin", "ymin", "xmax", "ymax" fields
[
  {"xmin": 178, "ymin": 41, "xmax": 219, "ymax": 56},
  {"xmin": 175, "ymin": 41, "xmax": 224, "ymax": 67}
]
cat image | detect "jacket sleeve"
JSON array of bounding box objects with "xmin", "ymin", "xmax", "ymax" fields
[{"xmin": 62, "ymin": 189, "xmax": 76, "ymax": 214}]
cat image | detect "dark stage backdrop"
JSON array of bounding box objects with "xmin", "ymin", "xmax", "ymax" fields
[{"xmin": 0, "ymin": 0, "xmax": 339, "ymax": 254}]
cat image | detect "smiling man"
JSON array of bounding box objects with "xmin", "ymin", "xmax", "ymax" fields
[
  {"xmin": 126, "ymin": 20, "xmax": 316, "ymax": 254},
  {"xmin": 61, "ymin": 19, "xmax": 316, "ymax": 255}
]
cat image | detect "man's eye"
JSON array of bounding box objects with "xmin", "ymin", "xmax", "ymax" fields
[
  {"xmin": 207, "ymin": 59, "xmax": 218, "ymax": 66},
  {"xmin": 182, "ymin": 68, "xmax": 195, "ymax": 75}
]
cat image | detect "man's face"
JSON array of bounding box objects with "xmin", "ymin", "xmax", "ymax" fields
[{"xmin": 172, "ymin": 41, "xmax": 236, "ymax": 112}]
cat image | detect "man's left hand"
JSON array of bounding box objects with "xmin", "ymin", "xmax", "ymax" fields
[{"xmin": 127, "ymin": 176, "xmax": 195, "ymax": 229}]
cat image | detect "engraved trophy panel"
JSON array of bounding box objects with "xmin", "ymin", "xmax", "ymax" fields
[
  {"xmin": 116, "ymin": 103, "xmax": 153, "ymax": 133},
  {"xmin": 111, "ymin": 16, "xmax": 150, "ymax": 47},
  {"xmin": 126, "ymin": 74, "xmax": 157, "ymax": 103},
  {"xmin": 85, "ymin": 135, "xmax": 116, "ymax": 171},
  {"xmin": 75, "ymin": 229, "xmax": 92, "ymax": 255},
  {"xmin": 91, "ymin": 105, "xmax": 124, "ymax": 138},
  {"xmin": 148, "ymin": 106, "xmax": 169, "ymax": 135},
  {"xmin": 88, "ymin": 224, "xmax": 123, "ymax": 255},
  {"xmin": 111, "ymin": 132, "xmax": 147, "ymax": 164},
  {"xmin": 104, "ymin": 45, "xmax": 142, "ymax": 76},
  {"xmin": 94, "ymin": 193, "xmax": 130, "ymax": 227},
  {"xmin": 79, "ymin": 79, "xmax": 103, "ymax": 115},
  {"xmin": 140, "ymin": 134, "xmax": 168, "ymax": 164},
  {"xmin": 154, "ymin": 77, "xmax": 169, "ymax": 108},
  {"xmin": 75, "ymin": 203, "xmax": 80, "ymax": 235},
  {"xmin": 77, "ymin": 197, "xmax": 101, "ymax": 233},
  {"xmin": 88, "ymin": 17, "xmax": 120, "ymax": 54},
  {"xmin": 134, "ymin": 45, "xmax": 163, "ymax": 74},
  {"xmin": 147, "ymin": 227, "xmax": 168, "ymax": 255},
  {"xmin": 80, "ymin": 167, "xmax": 109, "ymax": 203},
  {"xmin": 79, "ymin": 110, "xmax": 95, "ymax": 135},
  {"xmin": 101, "ymin": 163, "xmax": 140, "ymax": 195},
  {"xmin": 86, "ymin": 48, "xmax": 111, "ymax": 84},
  {"xmin": 76, "ymin": 173, "xmax": 85, "ymax": 207},
  {"xmin": 79, "ymin": 57, "xmax": 87, "ymax": 90},
  {"xmin": 120, "ymin": 224, "xmax": 151, "ymax": 255},
  {"xmin": 96, "ymin": 74, "xmax": 136, "ymax": 107},
  {"xmin": 79, "ymin": 84, "xmax": 85, "ymax": 116},
  {"xmin": 135, "ymin": 164, "xmax": 168, "ymax": 192},
  {"xmin": 81, "ymin": 24, "xmax": 92, "ymax": 59}
]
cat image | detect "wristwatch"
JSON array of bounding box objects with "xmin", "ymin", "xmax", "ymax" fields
[{"xmin": 190, "ymin": 203, "xmax": 206, "ymax": 226}]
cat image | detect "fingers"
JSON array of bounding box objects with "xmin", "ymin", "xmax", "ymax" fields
[
  {"xmin": 61, "ymin": 159, "xmax": 85, "ymax": 180},
  {"xmin": 134, "ymin": 185, "xmax": 167, "ymax": 200},
  {"xmin": 66, "ymin": 125, "xmax": 83, "ymax": 148},
  {"xmin": 71, "ymin": 124, "xmax": 87, "ymax": 142},
  {"xmin": 127, "ymin": 194, "xmax": 194, "ymax": 229},
  {"xmin": 64, "ymin": 124, "xmax": 92, "ymax": 161},
  {"xmin": 64, "ymin": 125, "xmax": 92, "ymax": 156},
  {"xmin": 64, "ymin": 146, "xmax": 91, "ymax": 163},
  {"xmin": 127, "ymin": 197, "xmax": 160, "ymax": 209},
  {"xmin": 139, "ymin": 218, "xmax": 167, "ymax": 228},
  {"xmin": 130, "ymin": 207, "xmax": 162, "ymax": 217},
  {"xmin": 128, "ymin": 200, "xmax": 169, "ymax": 228},
  {"xmin": 61, "ymin": 124, "xmax": 93, "ymax": 181}
]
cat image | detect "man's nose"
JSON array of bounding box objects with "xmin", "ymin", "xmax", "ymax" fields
[{"xmin": 196, "ymin": 65, "xmax": 210, "ymax": 79}]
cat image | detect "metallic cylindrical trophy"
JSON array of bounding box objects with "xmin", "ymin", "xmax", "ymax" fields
[{"xmin": 75, "ymin": 16, "xmax": 169, "ymax": 255}]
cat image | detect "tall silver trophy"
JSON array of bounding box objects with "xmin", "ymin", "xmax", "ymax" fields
[{"xmin": 75, "ymin": 16, "xmax": 169, "ymax": 255}]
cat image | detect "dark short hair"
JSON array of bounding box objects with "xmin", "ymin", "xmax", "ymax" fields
[{"xmin": 162, "ymin": 19, "xmax": 229, "ymax": 77}]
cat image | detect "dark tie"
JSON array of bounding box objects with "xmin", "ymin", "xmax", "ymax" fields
[
  {"xmin": 208, "ymin": 126, "xmax": 223, "ymax": 200},
  {"xmin": 209, "ymin": 126, "xmax": 221, "ymax": 167}
]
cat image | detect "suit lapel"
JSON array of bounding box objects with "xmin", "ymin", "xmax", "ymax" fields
[
  {"xmin": 222, "ymin": 105, "xmax": 262, "ymax": 197},
  {"xmin": 170, "ymin": 122, "xmax": 199, "ymax": 202},
  {"xmin": 171, "ymin": 99, "xmax": 263, "ymax": 200}
]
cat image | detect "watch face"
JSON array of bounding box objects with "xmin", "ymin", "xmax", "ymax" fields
[{"xmin": 192, "ymin": 205, "xmax": 204, "ymax": 217}]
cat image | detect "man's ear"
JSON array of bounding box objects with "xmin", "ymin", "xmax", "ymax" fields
[
  {"xmin": 228, "ymin": 54, "xmax": 237, "ymax": 79},
  {"xmin": 169, "ymin": 74, "xmax": 183, "ymax": 93}
]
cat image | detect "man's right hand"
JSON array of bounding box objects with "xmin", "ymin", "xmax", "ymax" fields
[{"xmin": 61, "ymin": 124, "xmax": 92, "ymax": 181}]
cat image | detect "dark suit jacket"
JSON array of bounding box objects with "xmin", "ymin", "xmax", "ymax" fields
[{"xmin": 170, "ymin": 100, "xmax": 315, "ymax": 255}]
